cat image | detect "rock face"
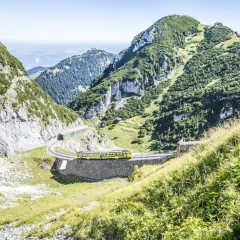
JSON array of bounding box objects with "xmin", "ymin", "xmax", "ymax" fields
[
  {"xmin": 112, "ymin": 49, "xmax": 126, "ymax": 69},
  {"xmin": 84, "ymin": 79, "xmax": 144, "ymax": 118},
  {"xmin": 0, "ymin": 42, "xmax": 83, "ymax": 156},
  {"xmin": 132, "ymin": 26, "xmax": 162, "ymax": 52},
  {"xmin": 220, "ymin": 107, "xmax": 233, "ymax": 120},
  {"xmin": 36, "ymin": 49, "xmax": 114, "ymax": 105},
  {"xmin": 214, "ymin": 22, "xmax": 223, "ymax": 28},
  {"xmin": 0, "ymin": 97, "xmax": 82, "ymax": 156},
  {"xmin": 57, "ymin": 129, "xmax": 120, "ymax": 152}
]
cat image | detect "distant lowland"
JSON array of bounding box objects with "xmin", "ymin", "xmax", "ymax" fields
[{"xmin": 3, "ymin": 42, "xmax": 128, "ymax": 70}]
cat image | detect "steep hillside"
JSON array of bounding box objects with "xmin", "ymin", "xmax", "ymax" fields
[
  {"xmin": 70, "ymin": 16, "xmax": 240, "ymax": 151},
  {"xmin": 0, "ymin": 42, "xmax": 82, "ymax": 156},
  {"xmin": 35, "ymin": 49, "xmax": 114, "ymax": 105},
  {"xmin": 148, "ymin": 23, "xmax": 240, "ymax": 150},
  {"xmin": 27, "ymin": 66, "xmax": 48, "ymax": 80},
  {"xmin": 71, "ymin": 119, "xmax": 240, "ymax": 240},
  {"xmin": 2, "ymin": 119, "xmax": 240, "ymax": 239}
]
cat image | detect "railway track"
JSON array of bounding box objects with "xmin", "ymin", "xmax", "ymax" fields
[{"xmin": 47, "ymin": 140, "xmax": 174, "ymax": 161}]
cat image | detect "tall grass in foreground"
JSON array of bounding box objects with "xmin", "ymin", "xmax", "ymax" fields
[{"xmin": 72, "ymin": 119, "xmax": 240, "ymax": 239}]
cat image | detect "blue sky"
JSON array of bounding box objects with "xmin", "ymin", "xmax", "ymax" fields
[{"xmin": 1, "ymin": 0, "xmax": 240, "ymax": 43}]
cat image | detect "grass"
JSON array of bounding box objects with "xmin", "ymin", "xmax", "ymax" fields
[
  {"xmin": 0, "ymin": 147, "xmax": 129, "ymax": 237},
  {"xmin": 215, "ymin": 32, "xmax": 240, "ymax": 49},
  {"xmin": 102, "ymin": 116, "xmax": 149, "ymax": 152},
  {"xmin": 179, "ymin": 24, "xmax": 207, "ymax": 63},
  {"xmin": 205, "ymin": 78, "xmax": 220, "ymax": 89},
  {"xmin": 71, "ymin": 118, "xmax": 240, "ymax": 239}
]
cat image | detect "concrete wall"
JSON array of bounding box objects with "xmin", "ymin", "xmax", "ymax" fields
[
  {"xmin": 177, "ymin": 138, "xmax": 201, "ymax": 156},
  {"xmin": 54, "ymin": 155, "xmax": 173, "ymax": 181}
]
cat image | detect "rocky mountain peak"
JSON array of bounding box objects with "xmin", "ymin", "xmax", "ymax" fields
[{"xmin": 213, "ymin": 22, "xmax": 223, "ymax": 28}]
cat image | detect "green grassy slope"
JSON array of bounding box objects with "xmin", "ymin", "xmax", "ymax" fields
[
  {"xmin": 0, "ymin": 42, "xmax": 78, "ymax": 124},
  {"xmin": 3, "ymin": 119, "xmax": 240, "ymax": 239},
  {"xmin": 73, "ymin": 119, "xmax": 240, "ymax": 239},
  {"xmin": 100, "ymin": 24, "xmax": 206, "ymax": 152},
  {"xmin": 0, "ymin": 147, "xmax": 129, "ymax": 238},
  {"xmin": 149, "ymin": 24, "xmax": 240, "ymax": 150}
]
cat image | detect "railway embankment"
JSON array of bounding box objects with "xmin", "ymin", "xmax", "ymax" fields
[{"xmin": 53, "ymin": 154, "xmax": 174, "ymax": 180}]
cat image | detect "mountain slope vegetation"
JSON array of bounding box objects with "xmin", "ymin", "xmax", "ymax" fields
[
  {"xmin": 36, "ymin": 49, "xmax": 114, "ymax": 105},
  {"xmin": 69, "ymin": 15, "xmax": 199, "ymax": 117},
  {"xmin": 72, "ymin": 119, "xmax": 240, "ymax": 240},
  {"xmin": 70, "ymin": 15, "xmax": 240, "ymax": 151},
  {"xmin": 150, "ymin": 24, "xmax": 240, "ymax": 149},
  {"xmin": 2, "ymin": 119, "xmax": 240, "ymax": 239}
]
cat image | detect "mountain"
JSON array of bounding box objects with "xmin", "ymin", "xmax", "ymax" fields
[
  {"xmin": 69, "ymin": 15, "xmax": 199, "ymax": 118},
  {"xmin": 69, "ymin": 15, "xmax": 240, "ymax": 150},
  {"xmin": 35, "ymin": 49, "xmax": 114, "ymax": 105},
  {"xmin": 27, "ymin": 66, "xmax": 48, "ymax": 76},
  {"xmin": 0, "ymin": 42, "xmax": 83, "ymax": 156},
  {"xmin": 68, "ymin": 119, "xmax": 240, "ymax": 239}
]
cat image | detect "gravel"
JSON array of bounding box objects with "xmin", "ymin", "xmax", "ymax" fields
[{"xmin": 0, "ymin": 223, "xmax": 34, "ymax": 240}]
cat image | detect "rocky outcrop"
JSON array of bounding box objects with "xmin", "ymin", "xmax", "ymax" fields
[
  {"xmin": 220, "ymin": 107, "xmax": 233, "ymax": 120},
  {"xmin": 173, "ymin": 113, "xmax": 188, "ymax": 122},
  {"xmin": 214, "ymin": 22, "xmax": 223, "ymax": 28},
  {"xmin": 112, "ymin": 49, "xmax": 127, "ymax": 69},
  {"xmin": 158, "ymin": 54, "xmax": 177, "ymax": 81},
  {"xmin": 58, "ymin": 129, "xmax": 120, "ymax": 153},
  {"xmin": 132, "ymin": 26, "xmax": 163, "ymax": 52},
  {"xmin": 84, "ymin": 79, "xmax": 144, "ymax": 119},
  {"xmin": 0, "ymin": 97, "xmax": 82, "ymax": 156}
]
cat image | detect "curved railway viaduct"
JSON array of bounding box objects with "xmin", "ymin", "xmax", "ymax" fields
[{"xmin": 48, "ymin": 140, "xmax": 174, "ymax": 181}]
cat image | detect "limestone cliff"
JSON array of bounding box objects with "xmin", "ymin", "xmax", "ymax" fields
[
  {"xmin": 84, "ymin": 79, "xmax": 144, "ymax": 118},
  {"xmin": 35, "ymin": 49, "xmax": 114, "ymax": 105},
  {"xmin": 0, "ymin": 42, "xmax": 83, "ymax": 156}
]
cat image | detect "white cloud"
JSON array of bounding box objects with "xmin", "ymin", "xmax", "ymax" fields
[{"xmin": 35, "ymin": 58, "xmax": 40, "ymax": 63}]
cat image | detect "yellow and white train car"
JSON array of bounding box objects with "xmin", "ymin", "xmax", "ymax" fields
[{"xmin": 77, "ymin": 150, "xmax": 132, "ymax": 160}]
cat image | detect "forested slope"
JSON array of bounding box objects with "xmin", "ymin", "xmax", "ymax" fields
[{"xmin": 36, "ymin": 49, "xmax": 114, "ymax": 105}]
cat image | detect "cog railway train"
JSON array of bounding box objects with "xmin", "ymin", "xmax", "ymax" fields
[{"xmin": 76, "ymin": 150, "xmax": 132, "ymax": 160}]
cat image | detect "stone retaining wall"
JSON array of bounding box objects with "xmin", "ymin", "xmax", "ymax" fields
[{"xmin": 53, "ymin": 155, "xmax": 173, "ymax": 181}]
